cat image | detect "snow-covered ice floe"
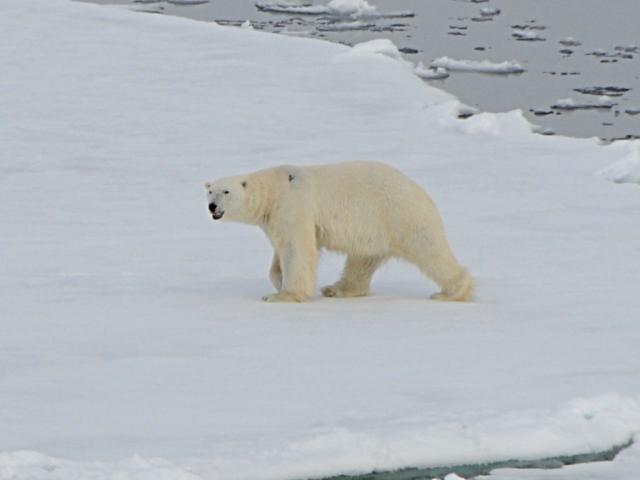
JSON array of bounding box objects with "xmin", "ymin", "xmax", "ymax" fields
[
  {"xmin": 316, "ymin": 20, "xmax": 376, "ymax": 31},
  {"xmin": 551, "ymin": 96, "xmax": 615, "ymax": 110},
  {"xmin": 559, "ymin": 36, "xmax": 582, "ymax": 47},
  {"xmin": 2, "ymin": 1, "xmax": 640, "ymax": 479},
  {"xmin": 415, "ymin": 62, "xmax": 450, "ymax": 80},
  {"xmin": 431, "ymin": 56, "xmax": 525, "ymax": 74},
  {"xmin": 255, "ymin": 0, "xmax": 414, "ymax": 19},
  {"xmin": 512, "ymin": 29, "xmax": 545, "ymax": 41},
  {"xmin": 480, "ymin": 7, "xmax": 501, "ymax": 17}
]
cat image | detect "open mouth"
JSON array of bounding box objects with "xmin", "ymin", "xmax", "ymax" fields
[{"xmin": 211, "ymin": 212, "xmax": 224, "ymax": 220}]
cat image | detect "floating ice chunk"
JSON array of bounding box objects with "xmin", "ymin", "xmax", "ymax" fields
[
  {"xmin": 615, "ymin": 45, "xmax": 639, "ymax": 53},
  {"xmin": 574, "ymin": 86, "xmax": 630, "ymax": 97},
  {"xmin": 240, "ymin": 20, "xmax": 254, "ymax": 29},
  {"xmin": 480, "ymin": 7, "xmax": 500, "ymax": 16},
  {"xmin": 598, "ymin": 142, "xmax": 640, "ymax": 184},
  {"xmin": 512, "ymin": 29, "xmax": 544, "ymax": 41},
  {"xmin": 166, "ymin": 0, "xmax": 209, "ymax": 4},
  {"xmin": 325, "ymin": 0, "xmax": 377, "ymax": 17},
  {"xmin": 255, "ymin": 0, "xmax": 414, "ymax": 19},
  {"xmin": 552, "ymin": 96, "xmax": 615, "ymax": 110},
  {"xmin": 316, "ymin": 20, "xmax": 374, "ymax": 31},
  {"xmin": 625, "ymin": 108, "xmax": 640, "ymax": 115},
  {"xmin": 590, "ymin": 48, "xmax": 608, "ymax": 57},
  {"xmin": 415, "ymin": 62, "xmax": 450, "ymax": 80},
  {"xmin": 431, "ymin": 56, "xmax": 525, "ymax": 74},
  {"xmin": 559, "ymin": 36, "xmax": 581, "ymax": 47}
]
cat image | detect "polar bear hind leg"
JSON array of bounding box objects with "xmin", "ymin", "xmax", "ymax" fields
[
  {"xmin": 407, "ymin": 247, "xmax": 474, "ymax": 302},
  {"xmin": 322, "ymin": 255, "xmax": 386, "ymax": 298}
]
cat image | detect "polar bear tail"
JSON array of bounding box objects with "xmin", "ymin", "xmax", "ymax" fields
[{"xmin": 431, "ymin": 267, "xmax": 475, "ymax": 302}]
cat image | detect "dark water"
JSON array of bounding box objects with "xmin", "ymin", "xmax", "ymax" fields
[{"xmin": 84, "ymin": 0, "xmax": 640, "ymax": 141}]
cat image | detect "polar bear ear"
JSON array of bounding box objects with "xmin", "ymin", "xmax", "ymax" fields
[
  {"xmin": 204, "ymin": 182, "xmax": 211, "ymax": 189},
  {"xmin": 241, "ymin": 181, "xmax": 247, "ymax": 188}
]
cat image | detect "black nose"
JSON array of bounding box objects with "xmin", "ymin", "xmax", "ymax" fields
[{"xmin": 208, "ymin": 202, "xmax": 217, "ymax": 213}]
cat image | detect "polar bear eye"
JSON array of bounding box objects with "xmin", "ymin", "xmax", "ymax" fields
[{"xmin": 223, "ymin": 190, "xmax": 230, "ymax": 195}]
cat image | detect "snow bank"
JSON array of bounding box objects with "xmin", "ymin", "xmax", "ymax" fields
[
  {"xmin": 2, "ymin": 1, "xmax": 640, "ymax": 479},
  {"xmin": 431, "ymin": 56, "xmax": 525, "ymax": 74}
]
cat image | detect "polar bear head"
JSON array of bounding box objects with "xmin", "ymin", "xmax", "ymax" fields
[{"xmin": 204, "ymin": 175, "xmax": 249, "ymax": 222}]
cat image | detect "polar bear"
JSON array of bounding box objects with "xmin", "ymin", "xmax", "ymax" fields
[{"xmin": 204, "ymin": 161, "xmax": 474, "ymax": 303}]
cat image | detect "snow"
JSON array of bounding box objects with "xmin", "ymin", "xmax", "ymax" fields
[
  {"xmin": 431, "ymin": 56, "xmax": 526, "ymax": 74},
  {"xmin": 598, "ymin": 142, "xmax": 640, "ymax": 184},
  {"xmin": 2, "ymin": 1, "xmax": 640, "ymax": 480},
  {"xmin": 255, "ymin": 0, "xmax": 413, "ymax": 19}
]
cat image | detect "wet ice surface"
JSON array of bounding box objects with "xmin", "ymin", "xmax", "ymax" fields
[{"xmin": 84, "ymin": 0, "xmax": 639, "ymax": 141}]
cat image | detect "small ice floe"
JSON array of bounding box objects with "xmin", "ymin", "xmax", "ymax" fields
[
  {"xmin": 615, "ymin": 45, "xmax": 639, "ymax": 53},
  {"xmin": 166, "ymin": 0, "xmax": 209, "ymax": 4},
  {"xmin": 598, "ymin": 142, "xmax": 640, "ymax": 184},
  {"xmin": 559, "ymin": 49, "xmax": 574, "ymax": 55},
  {"xmin": 551, "ymin": 96, "xmax": 615, "ymax": 111},
  {"xmin": 241, "ymin": 20, "xmax": 254, "ymax": 29},
  {"xmin": 431, "ymin": 56, "xmax": 525, "ymax": 74},
  {"xmin": 480, "ymin": 7, "xmax": 500, "ymax": 16},
  {"xmin": 398, "ymin": 47, "xmax": 419, "ymax": 54},
  {"xmin": 415, "ymin": 62, "xmax": 450, "ymax": 80},
  {"xmin": 559, "ymin": 37, "xmax": 581, "ymax": 47},
  {"xmin": 589, "ymin": 49, "xmax": 608, "ymax": 57},
  {"xmin": 512, "ymin": 29, "xmax": 545, "ymax": 41},
  {"xmin": 574, "ymin": 86, "xmax": 630, "ymax": 97},
  {"xmin": 255, "ymin": 0, "xmax": 414, "ymax": 19},
  {"xmin": 316, "ymin": 20, "xmax": 375, "ymax": 31},
  {"xmin": 625, "ymin": 108, "xmax": 640, "ymax": 115},
  {"xmin": 512, "ymin": 23, "xmax": 546, "ymax": 30},
  {"xmin": 530, "ymin": 108, "xmax": 554, "ymax": 116}
]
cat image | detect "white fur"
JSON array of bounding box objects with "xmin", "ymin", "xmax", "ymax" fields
[{"xmin": 205, "ymin": 161, "xmax": 474, "ymax": 302}]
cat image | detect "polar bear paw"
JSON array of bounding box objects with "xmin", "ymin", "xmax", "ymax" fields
[
  {"xmin": 262, "ymin": 292, "xmax": 307, "ymax": 303},
  {"xmin": 321, "ymin": 284, "xmax": 369, "ymax": 298}
]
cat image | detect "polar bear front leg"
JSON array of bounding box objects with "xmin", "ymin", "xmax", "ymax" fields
[
  {"xmin": 262, "ymin": 228, "xmax": 317, "ymax": 303},
  {"xmin": 269, "ymin": 253, "xmax": 283, "ymax": 292}
]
